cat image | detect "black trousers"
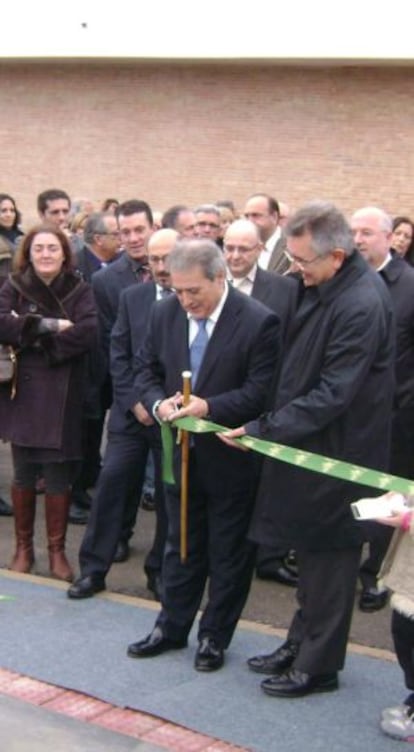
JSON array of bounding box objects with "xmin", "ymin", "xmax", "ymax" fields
[
  {"xmin": 360, "ymin": 408, "xmax": 414, "ymax": 588},
  {"xmin": 79, "ymin": 426, "xmax": 167, "ymax": 579},
  {"xmin": 155, "ymin": 453, "xmax": 257, "ymax": 649},
  {"xmin": 392, "ymin": 609, "xmax": 414, "ymax": 698},
  {"xmin": 288, "ymin": 546, "xmax": 362, "ymax": 674}
]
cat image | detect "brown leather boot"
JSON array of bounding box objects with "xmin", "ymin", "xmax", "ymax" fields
[
  {"xmin": 9, "ymin": 485, "xmax": 36, "ymax": 573},
  {"xmin": 45, "ymin": 492, "xmax": 74, "ymax": 582}
]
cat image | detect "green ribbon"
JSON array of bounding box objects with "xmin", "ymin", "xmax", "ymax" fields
[
  {"xmin": 0, "ymin": 595, "xmax": 15, "ymax": 602},
  {"xmin": 162, "ymin": 416, "xmax": 414, "ymax": 495}
]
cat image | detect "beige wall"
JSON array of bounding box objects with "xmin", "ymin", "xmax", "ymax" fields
[{"xmin": 1, "ymin": 62, "xmax": 413, "ymax": 226}]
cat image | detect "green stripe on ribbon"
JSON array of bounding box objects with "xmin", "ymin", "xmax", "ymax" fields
[{"xmin": 161, "ymin": 416, "xmax": 414, "ymax": 495}]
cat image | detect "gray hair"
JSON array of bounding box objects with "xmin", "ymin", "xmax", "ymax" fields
[
  {"xmin": 194, "ymin": 204, "xmax": 220, "ymax": 218},
  {"xmin": 83, "ymin": 212, "xmax": 112, "ymax": 244},
  {"xmin": 351, "ymin": 206, "xmax": 393, "ymax": 233},
  {"xmin": 286, "ymin": 201, "xmax": 354, "ymax": 257},
  {"xmin": 167, "ymin": 239, "xmax": 226, "ymax": 280}
]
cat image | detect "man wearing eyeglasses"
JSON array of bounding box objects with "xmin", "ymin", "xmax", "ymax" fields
[
  {"xmin": 194, "ymin": 204, "xmax": 221, "ymax": 243},
  {"xmin": 224, "ymin": 218, "xmax": 299, "ymax": 587},
  {"xmin": 68, "ymin": 212, "xmax": 122, "ymax": 524},
  {"xmin": 220, "ymin": 201, "xmax": 395, "ymax": 698}
]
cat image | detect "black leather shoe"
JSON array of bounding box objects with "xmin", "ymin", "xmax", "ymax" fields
[
  {"xmin": 261, "ymin": 668, "xmax": 338, "ymax": 698},
  {"xmin": 147, "ymin": 573, "xmax": 162, "ymax": 601},
  {"xmin": 68, "ymin": 502, "xmax": 89, "ymax": 525},
  {"xmin": 256, "ymin": 564, "xmax": 298, "ymax": 587},
  {"xmin": 359, "ymin": 586, "xmax": 389, "ymax": 612},
  {"xmin": 247, "ymin": 639, "xmax": 300, "ymax": 674},
  {"xmin": 141, "ymin": 492, "xmax": 156, "ymax": 511},
  {"xmin": 194, "ymin": 637, "xmax": 224, "ymax": 672},
  {"xmin": 113, "ymin": 540, "xmax": 130, "ymax": 563},
  {"xmin": 67, "ymin": 575, "xmax": 106, "ymax": 599},
  {"xmin": 0, "ymin": 496, "xmax": 13, "ymax": 516},
  {"xmin": 127, "ymin": 626, "xmax": 187, "ymax": 658}
]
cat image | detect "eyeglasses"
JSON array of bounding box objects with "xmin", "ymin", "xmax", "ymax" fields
[
  {"xmin": 99, "ymin": 231, "xmax": 120, "ymax": 238},
  {"xmin": 148, "ymin": 254, "xmax": 170, "ymax": 265},
  {"xmin": 223, "ymin": 244, "xmax": 258, "ymax": 254},
  {"xmin": 196, "ymin": 221, "xmax": 220, "ymax": 230},
  {"xmin": 283, "ymin": 249, "xmax": 329, "ymax": 269}
]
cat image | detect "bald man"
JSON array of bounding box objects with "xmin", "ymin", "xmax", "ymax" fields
[
  {"xmin": 224, "ymin": 219, "xmax": 299, "ymax": 586},
  {"xmin": 352, "ymin": 206, "xmax": 414, "ymax": 612}
]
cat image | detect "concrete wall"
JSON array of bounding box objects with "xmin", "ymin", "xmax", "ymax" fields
[{"xmin": 1, "ymin": 62, "xmax": 413, "ymax": 225}]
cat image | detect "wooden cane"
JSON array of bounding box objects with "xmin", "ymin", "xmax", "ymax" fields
[{"xmin": 180, "ymin": 370, "xmax": 192, "ymax": 563}]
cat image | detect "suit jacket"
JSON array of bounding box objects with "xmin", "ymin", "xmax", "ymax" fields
[
  {"xmin": 75, "ymin": 244, "xmax": 103, "ymax": 283},
  {"xmin": 267, "ymin": 233, "xmax": 290, "ymax": 274},
  {"xmin": 251, "ymin": 266, "xmax": 298, "ymax": 343},
  {"xmin": 134, "ymin": 285, "xmax": 280, "ymax": 492},
  {"xmin": 108, "ymin": 281, "xmax": 158, "ymax": 434},
  {"xmin": 380, "ymin": 252, "xmax": 414, "ymax": 410},
  {"xmin": 92, "ymin": 253, "xmax": 138, "ymax": 354}
]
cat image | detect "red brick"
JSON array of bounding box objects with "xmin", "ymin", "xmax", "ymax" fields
[{"xmin": 0, "ymin": 63, "xmax": 413, "ymax": 223}]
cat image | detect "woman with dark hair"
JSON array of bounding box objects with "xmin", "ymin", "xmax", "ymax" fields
[
  {"xmin": 0, "ymin": 193, "xmax": 24, "ymax": 286},
  {"xmin": 101, "ymin": 197, "xmax": 119, "ymax": 214},
  {"xmin": 0, "ymin": 225, "xmax": 97, "ymax": 581},
  {"xmin": 392, "ymin": 216, "xmax": 414, "ymax": 265}
]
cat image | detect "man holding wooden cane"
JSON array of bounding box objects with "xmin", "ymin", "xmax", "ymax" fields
[{"xmin": 127, "ymin": 238, "xmax": 279, "ymax": 672}]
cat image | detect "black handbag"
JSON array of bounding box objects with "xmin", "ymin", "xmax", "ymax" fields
[{"xmin": 0, "ymin": 345, "xmax": 17, "ymax": 398}]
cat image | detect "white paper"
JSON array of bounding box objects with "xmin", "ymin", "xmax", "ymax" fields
[{"xmin": 351, "ymin": 493, "xmax": 408, "ymax": 520}]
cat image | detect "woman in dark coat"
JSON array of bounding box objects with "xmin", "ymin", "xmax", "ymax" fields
[
  {"xmin": 0, "ymin": 193, "xmax": 24, "ymax": 287},
  {"xmin": 0, "ymin": 225, "xmax": 97, "ymax": 580}
]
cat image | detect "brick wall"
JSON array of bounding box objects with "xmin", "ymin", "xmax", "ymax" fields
[{"xmin": 1, "ymin": 62, "xmax": 413, "ymax": 225}]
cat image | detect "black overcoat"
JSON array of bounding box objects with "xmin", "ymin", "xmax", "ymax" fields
[
  {"xmin": 0, "ymin": 266, "xmax": 97, "ymax": 458},
  {"xmin": 246, "ymin": 252, "xmax": 396, "ymax": 551}
]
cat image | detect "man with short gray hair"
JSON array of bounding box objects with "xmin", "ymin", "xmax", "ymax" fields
[
  {"xmin": 221, "ymin": 202, "xmax": 395, "ymax": 697},
  {"xmin": 352, "ymin": 205, "xmax": 414, "ymax": 612},
  {"xmin": 194, "ymin": 204, "xmax": 221, "ymax": 242},
  {"xmin": 126, "ymin": 238, "xmax": 280, "ymax": 673}
]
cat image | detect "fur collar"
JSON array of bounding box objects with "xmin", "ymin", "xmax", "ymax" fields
[{"xmin": 9, "ymin": 265, "xmax": 82, "ymax": 317}]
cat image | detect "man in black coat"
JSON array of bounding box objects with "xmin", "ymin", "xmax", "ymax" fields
[
  {"xmin": 67, "ymin": 229, "xmax": 179, "ymax": 600},
  {"xmin": 224, "ymin": 218, "xmax": 299, "ymax": 586},
  {"xmin": 126, "ymin": 238, "xmax": 280, "ymax": 672},
  {"xmin": 69, "ymin": 211, "xmax": 121, "ymax": 524},
  {"xmin": 352, "ymin": 206, "xmax": 414, "ymax": 611},
  {"xmin": 221, "ymin": 202, "xmax": 395, "ymax": 697}
]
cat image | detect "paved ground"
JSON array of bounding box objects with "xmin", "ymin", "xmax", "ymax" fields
[{"xmin": 0, "ymin": 439, "xmax": 394, "ymax": 653}]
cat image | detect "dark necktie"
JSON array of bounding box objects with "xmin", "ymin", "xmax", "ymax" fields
[
  {"xmin": 190, "ymin": 319, "xmax": 209, "ymax": 387},
  {"xmin": 135, "ymin": 264, "xmax": 152, "ymax": 283}
]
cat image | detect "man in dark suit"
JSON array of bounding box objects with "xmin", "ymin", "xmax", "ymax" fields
[
  {"xmin": 91, "ymin": 199, "xmax": 154, "ymax": 354},
  {"xmin": 244, "ymin": 193, "xmax": 290, "ymax": 274},
  {"xmin": 224, "ymin": 218, "xmax": 299, "ymax": 586},
  {"xmin": 352, "ymin": 206, "xmax": 414, "ymax": 612},
  {"xmin": 68, "ymin": 211, "xmax": 122, "ymax": 524},
  {"xmin": 126, "ymin": 238, "xmax": 280, "ymax": 672},
  {"xmin": 221, "ymin": 202, "xmax": 395, "ymax": 697},
  {"xmin": 67, "ymin": 229, "xmax": 179, "ymax": 600}
]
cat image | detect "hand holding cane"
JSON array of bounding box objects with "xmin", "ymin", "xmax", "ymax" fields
[{"xmin": 180, "ymin": 370, "xmax": 192, "ymax": 563}]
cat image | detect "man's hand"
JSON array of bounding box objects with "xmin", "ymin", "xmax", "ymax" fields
[
  {"xmin": 217, "ymin": 426, "xmax": 249, "ymax": 451},
  {"xmin": 172, "ymin": 395, "xmax": 209, "ymax": 420},
  {"xmin": 132, "ymin": 401, "xmax": 155, "ymax": 426}
]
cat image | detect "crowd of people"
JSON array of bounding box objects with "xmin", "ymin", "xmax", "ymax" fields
[{"xmin": 0, "ymin": 188, "xmax": 414, "ymax": 741}]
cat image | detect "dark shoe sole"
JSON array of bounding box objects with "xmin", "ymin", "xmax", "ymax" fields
[
  {"xmin": 67, "ymin": 584, "xmax": 105, "ymax": 600},
  {"xmin": 261, "ymin": 678, "xmax": 338, "ymax": 698},
  {"xmin": 127, "ymin": 642, "xmax": 186, "ymax": 659},
  {"xmin": 194, "ymin": 659, "xmax": 224, "ymax": 672}
]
